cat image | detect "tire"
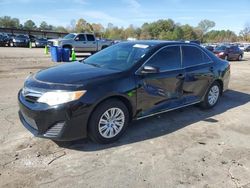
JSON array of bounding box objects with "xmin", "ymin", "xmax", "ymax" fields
[
  {"xmin": 225, "ymin": 55, "xmax": 229, "ymax": 61},
  {"xmin": 238, "ymin": 55, "xmax": 242, "ymax": 61},
  {"xmin": 10, "ymin": 42, "xmax": 14, "ymax": 47},
  {"xmin": 88, "ymin": 99, "xmax": 129, "ymax": 144},
  {"xmin": 200, "ymin": 81, "xmax": 221, "ymax": 109}
]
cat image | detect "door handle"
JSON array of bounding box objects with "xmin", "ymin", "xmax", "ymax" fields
[
  {"xmin": 176, "ymin": 74, "xmax": 184, "ymax": 79},
  {"xmin": 83, "ymin": 42, "xmax": 86, "ymax": 44}
]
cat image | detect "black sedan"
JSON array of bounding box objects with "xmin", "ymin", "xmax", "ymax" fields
[
  {"xmin": 34, "ymin": 38, "xmax": 48, "ymax": 47},
  {"xmin": 18, "ymin": 41, "xmax": 230, "ymax": 144},
  {"xmin": 0, "ymin": 33, "xmax": 10, "ymax": 46},
  {"xmin": 9, "ymin": 34, "xmax": 30, "ymax": 47}
]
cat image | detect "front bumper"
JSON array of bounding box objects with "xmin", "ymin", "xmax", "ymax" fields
[
  {"xmin": 18, "ymin": 90, "xmax": 91, "ymax": 141},
  {"xmin": 14, "ymin": 42, "xmax": 29, "ymax": 47},
  {"xmin": 35, "ymin": 42, "xmax": 47, "ymax": 47}
]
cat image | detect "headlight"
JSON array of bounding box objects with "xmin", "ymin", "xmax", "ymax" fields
[
  {"xmin": 37, "ymin": 90, "xmax": 86, "ymax": 106},
  {"xmin": 219, "ymin": 52, "xmax": 224, "ymax": 55}
]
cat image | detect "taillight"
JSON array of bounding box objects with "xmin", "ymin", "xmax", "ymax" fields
[{"xmin": 219, "ymin": 52, "xmax": 224, "ymax": 56}]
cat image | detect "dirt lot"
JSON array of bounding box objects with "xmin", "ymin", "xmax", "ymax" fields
[{"xmin": 0, "ymin": 47, "xmax": 250, "ymax": 188}]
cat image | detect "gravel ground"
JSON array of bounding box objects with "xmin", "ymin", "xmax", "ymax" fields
[{"xmin": 0, "ymin": 47, "xmax": 250, "ymax": 188}]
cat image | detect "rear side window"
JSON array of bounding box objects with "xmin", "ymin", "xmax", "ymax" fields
[
  {"xmin": 182, "ymin": 46, "xmax": 211, "ymax": 67},
  {"xmin": 146, "ymin": 46, "xmax": 181, "ymax": 71},
  {"xmin": 86, "ymin": 34, "xmax": 95, "ymax": 41}
]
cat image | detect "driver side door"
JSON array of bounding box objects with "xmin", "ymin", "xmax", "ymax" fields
[
  {"xmin": 73, "ymin": 34, "xmax": 87, "ymax": 52},
  {"xmin": 136, "ymin": 45, "xmax": 185, "ymax": 117}
]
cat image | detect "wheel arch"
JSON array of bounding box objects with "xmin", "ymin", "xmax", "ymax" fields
[
  {"xmin": 62, "ymin": 44, "xmax": 72, "ymax": 49},
  {"xmin": 214, "ymin": 79, "xmax": 223, "ymax": 95},
  {"xmin": 86, "ymin": 95, "xmax": 134, "ymax": 133}
]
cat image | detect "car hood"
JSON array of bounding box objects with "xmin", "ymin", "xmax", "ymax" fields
[{"xmin": 34, "ymin": 62, "xmax": 120, "ymax": 86}]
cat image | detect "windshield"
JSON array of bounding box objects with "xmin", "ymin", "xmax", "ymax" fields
[
  {"xmin": 83, "ymin": 42, "xmax": 151, "ymax": 71},
  {"xmin": 215, "ymin": 45, "xmax": 227, "ymax": 51},
  {"xmin": 63, "ymin": 34, "xmax": 76, "ymax": 40}
]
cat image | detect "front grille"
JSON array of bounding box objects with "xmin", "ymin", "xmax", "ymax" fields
[
  {"xmin": 43, "ymin": 122, "xmax": 65, "ymax": 137},
  {"xmin": 22, "ymin": 112, "xmax": 38, "ymax": 130}
]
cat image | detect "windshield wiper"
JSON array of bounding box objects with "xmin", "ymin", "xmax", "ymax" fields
[
  {"xmin": 88, "ymin": 63, "xmax": 101, "ymax": 68},
  {"xmin": 82, "ymin": 61, "xmax": 101, "ymax": 68}
]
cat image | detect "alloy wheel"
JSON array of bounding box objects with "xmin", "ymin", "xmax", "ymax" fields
[
  {"xmin": 98, "ymin": 107, "xmax": 125, "ymax": 138},
  {"xmin": 208, "ymin": 85, "xmax": 220, "ymax": 106}
]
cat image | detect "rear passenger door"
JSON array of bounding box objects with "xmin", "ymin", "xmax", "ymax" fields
[
  {"xmin": 181, "ymin": 45, "xmax": 214, "ymax": 103},
  {"xmin": 85, "ymin": 34, "xmax": 97, "ymax": 52}
]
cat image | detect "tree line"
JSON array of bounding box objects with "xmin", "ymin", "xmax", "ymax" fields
[{"xmin": 0, "ymin": 16, "xmax": 250, "ymax": 42}]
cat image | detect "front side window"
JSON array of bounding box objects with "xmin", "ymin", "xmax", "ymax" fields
[
  {"xmin": 77, "ymin": 34, "xmax": 86, "ymax": 41},
  {"xmin": 182, "ymin": 46, "xmax": 211, "ymax": 67},
  {"xmin": 145, "ymin": 46, "xmax": 181, "ymax": 71}
]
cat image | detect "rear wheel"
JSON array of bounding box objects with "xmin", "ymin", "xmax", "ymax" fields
[
  {"xmin": 200, "ymin": 81, "xmax": 221, "ymax": 109},
  {"xmin": 238, "ymin": 54, "xmax": 242, "ymax": 61},
  {"xmin": 88, "ymin": 99, "xmax": 129, "ymax": 144}
]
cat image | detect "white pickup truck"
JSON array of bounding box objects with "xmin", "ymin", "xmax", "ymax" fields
[{"xmin": 48, "ymin": 33, "xmax": 113, "ymax": 54}]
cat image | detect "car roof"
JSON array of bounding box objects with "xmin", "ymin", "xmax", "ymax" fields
[{"xmin": 121, "ymin": 40, "xmax": 200, "ymax": 47}]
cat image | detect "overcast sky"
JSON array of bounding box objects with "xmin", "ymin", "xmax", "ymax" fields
[{"xmin": 1, "ymin": 0, "xmax": 250, "ymax": 34}]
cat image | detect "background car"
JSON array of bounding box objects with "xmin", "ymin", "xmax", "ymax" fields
[
  {"xmin": 213, "ymin": 45, "xmax": 243, "ymax": 61},
  {"xmin": 205, "ymin": 45, "xmax": 214, "ymax": 52},
  {"xmin": 9, "ymin": 34, "xmax": 30, "ymax": 47},
  {"xmin": 28, "ymin": 35, "xmax": 36, "ymax": 43},
  {"xmin": 0, "ymin": 33, "xmax": 10, "ymax": 46},
  {"xmin": 244, "ymin": 45, "xmax": 250, "ymax": 52},
  {"xmin": 34, "ymin": 38, "xmax": 48, "ymax": 47}
]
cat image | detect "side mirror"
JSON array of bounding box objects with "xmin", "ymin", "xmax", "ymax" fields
[
  {"xmin": 75, "ymin": 37, "xmax": 79, "ymax": 41},
  {"xmin": 141, "ymin": 66, "xmax": 159, "ymax": 74}
]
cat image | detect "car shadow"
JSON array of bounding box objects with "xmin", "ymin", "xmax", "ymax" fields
[{"xmin": 55, "ymin": 89, "xmax": 250, "ymax": 151}]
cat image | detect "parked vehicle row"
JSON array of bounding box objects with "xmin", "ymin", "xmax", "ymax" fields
[
  {"xmin": 202, "ymin": 43, "xmax": 246, "ymax": 61},
  {"xmin": 0, "ymin": 33, "xmax": 48, "ymax": 48}
]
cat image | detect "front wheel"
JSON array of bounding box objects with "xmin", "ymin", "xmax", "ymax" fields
[
  {"xmin": 200, "ymin": 81, "xmax": 221, "ymax": 109},
  {"xmin": 88, "ymin": 99, "xmax": 129, "ymax": 144},
  {"xmin": 9, "ymin": 42, "xmax": 14, "ymax": 47}
]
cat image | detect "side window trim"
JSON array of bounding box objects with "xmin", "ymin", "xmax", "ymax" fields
[
  {"xmin": 136, "ymin": 45, "xmax": 183, "ymax": 74},
  {"xmin": 181, "ymin": 44, "xmax": 213, "ymax": 69}
]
